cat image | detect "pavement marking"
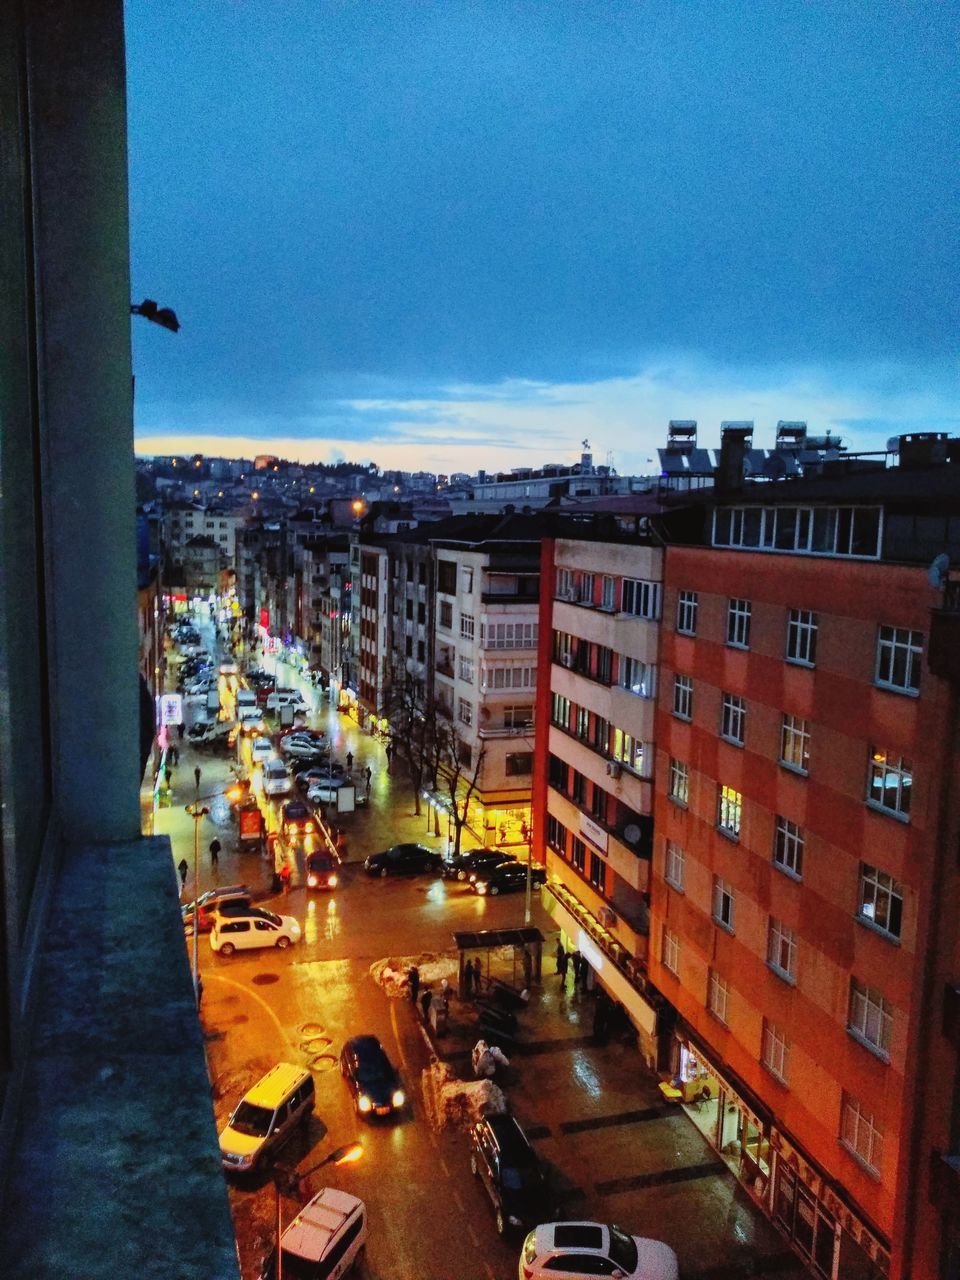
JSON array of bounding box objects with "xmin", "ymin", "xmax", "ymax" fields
[
  {"xmin": 594, "ymin": 1159, "xmax": 729, "ymax": 1196},
  {"xmin": 560, "ymin": 1105, "xmax": 670, "ymax": 1134},
  {"xmin": 205, "ymin": 972, "xmax": 296, "ymax": 1055},
  {"xmin": 451, "ymin": 1189, "xmax": 465, "ymax": 1211}
]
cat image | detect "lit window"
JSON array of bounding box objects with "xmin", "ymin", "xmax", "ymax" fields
[
  {"xmin": 665, "ymin": 841, "xmax": 685, "ymax": 891},
  {"xmin": 773, "ymin": 816, "xmax": 804, "ymax": 878},
  {"xmin": 780, "ymin": 715, "xmax": 810, "ymax": 773},
  {"xmin": 726, "ymin": 598, "xmax": 752, "ymax": 648},
  {"xmin": 717, "ymin": 784, "xmax": 742, "ymax": 837},
  {"xmin": 676, "ymin": 590, "xmax": 698, "ymax": 636},
  {"xmin": 786, "ymin": 609, "xmax": 818, "ymax": 666},
  {"xmin": 720, "ymin": 693, "xmax": 745, "ymax": 745},
  {"xmin": 875, "ymin": 626, "xmax": 922, "ymax": 695},
  {"xmin": 707, "ymin": 969, "xmax": 729, "ymax": 1023},
  {"xmin": 673, "ymin": 674, "xmax": 693, "ymax": 720},
  {"xmin": 857, "ymin": 864, "xmax": 903, "ymax": 941},
  {"xmin": 761, "ymin": 1020, "xmax": 789, "ymax": 1083},
  {"xmin": 767, "ymin": 918, "xmax": 797, "ymax": 981},
  {"xmin": 867, "ymin": 748, "xmax": 912, "ymax": 818},
  {"xmin": 848, "ymin": 978, "xmax": 893, "ymax": 1057},
  {"xmin": 840, "ymin": 1094, "xmax": 884, "ymax": 1176},
  {"xmin": 551, "ymin": 693, "xmax": 571, "ymax": 731}
]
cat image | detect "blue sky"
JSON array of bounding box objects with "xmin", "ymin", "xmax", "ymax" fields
[{"xmin": 127, "ymin": 1, "xmax": 958, "ymax": 474}]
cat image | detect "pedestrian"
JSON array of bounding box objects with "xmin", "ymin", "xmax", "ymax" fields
[
  {"xmin": 177, "ymin": 721, "xmax": 185, "ymax": 741},
  {"xmin": 384, "ymin": 743, "xmax": 392, "ymax": 771},
  {"xmin": 558, "ymin": 949, "xmax": 569, "ymax": 989},
  {"xmin": 170, "ymin": 743, "xmax": 180, "ymax": 766},
  {"xmin": 440, "ymin": 977, "xmax": 451, "ymax": 1006},
  {"xmin": 279, "ymin": 861, "xmax": 291, "ymax": 894},
  {"xmin": 408, "ymin": 965, "xmax": 420, "ymax": 1005},
  {"xmin": 346, "ymin": 751, "xmax": 354, "ymax": 771},
  {"xmin": 164, "ymin": 762, "xmax": 175, "ymax": 786},
  {"xmin": 209, "ymin": 838, "xmax": 221, "ymax": 868},
  {"xmin": 571, "ymin": 950, "xmax": 583, "ymax": 988},
  {"xmin": 364, "ymin": 765, "xmax": 372, "ymax": 785},
  {"xmin": 420, "ymin": 987, "xmax": 432, "ymax": 1023},
  {"xmin": 195, "ymin": 973, "xmax": 204, "ymax": 1011},
  {"xmin": 177, "ymin": 858, "xmax": 189, "ymax": 891},
  {"xmin": 554, "ymin": 940, "xmax": 566, "ymax": 974},
  {"xmin": 463, "ymin": 958, "xmax": 474, "ymax": 998},
  {"xmin": 522, "ymin": 946, "xmax": 533, "ymax": 990}
]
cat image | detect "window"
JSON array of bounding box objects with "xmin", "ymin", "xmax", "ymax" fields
[
  {"xmin": 591, "ymin": 714, "xmax": 609, "ymax": 752},
  {"xmin": 462, "ymin": 566, "xmax": 474, "ymax": 593},
  {"xmin": 417, "ymin": 640, "xmax": 425, "ymax": 662},
  {"xmin": 548, "ymin": 754, "xmax": 569, "ymax": 791},
  {"xmin": 712, "ymin": 877, "xmax": 735, "ymax": 932},
  {"xmin": 578, "ymin": 572, "xmax": 595, "ymax": 605},
  {"xmin": 460, "ymin": 612, "xmax": 475, "ymax": 641},
  {"xmin": 404, "ymin": 636, "xmax": 413, "ymax": 658},
  {"xmin": 875, "ymin": 626, "xmax": 922, "ymax": 694},
  {"xmin": 571, "ymin": 770, "xmax": 586, "ymax": 804},
  {"xmin": 610, "ymin": 728, "xmax": 645, "ymax": 774},
  {"xmin": 867, "ymin": 748, "xmax": 912, "ymax": 818},
  {"xmin": 768, "ymin": 918, "xmax": 797, "ymax": 981},
  {"xmin": 707, "ymin": 969, "xmax": 729, "ymax": 1023},
  {"xmin": 437, "ymin": 559, "xmax": 457, "ymax": 594},
  {"xmin": 673, "ymin": 674, "xmax": 693, "ymax": 720},
  {"xmin": 848, "ymin": 979, "xmax": 893, "ymax": 1057},
  {"xmin": 662, "ymin": 925, "xmax": 680, "ymax": 975},
  {"xmin": 677, "ymin": 590, "xmax": 698, "ymax": 636},
  {"xmin": 773, "ymin": 816, "xmax": 804, "ymax": 878},
  {"xmin": 786, "ymin": 609, "xmax": 818, "ymax": 666},
  {"xmin": 439, "ymin": 600, "xmax": 453, "ymax": 630},
  {"xmin": 720, "ymin": 693, "xmax": 745, "ymax": 745},
  {"xmin": 481, "ymin": 620, "xmax": 538, "ymax": 649},
  {"xmin": 619, "ymin": 656, "xmax": 654, "ymax": 697},
  {"xmin": 857, "ymin": 864, "xmax": 903, "ymax": 940},
  {"xmin": 556, "ymin": 567, "xmax": 573, "ymax": 599},
  {"xmin": 589, "ymin": 781, "xmax": 608, "ymax": 823},
  {"xmin": 717, "ymin": 785, "xmax": 742, "ymax": 837},
  {"xmin": 761, "ymin": 1021, "xmax": 789, "ymax": 1082},
  {"xmin": 405, "ymin": 598, "xmax": 414, "ymax": 621},
  {"xmin": 457, "ymin": 698, "xmax": 472, "ymax": 726},
  {"xmin": 551, "ymin": 693, "xmax": 571, "ymax": 730},
  {"xmin": 505, "ymin": 752, "xmax": 532, "ymax": 776},
  {"xmin": 595, "ymin": 645, "xmax": 613, "ymax": 684},
  {"xmin": 575, "ymin": 706, "xmax": 590, "ymax": 740},
  {"xmin": 571, "ymin": 837, "xmax": 586, "ymax": 873},
  {"xmin": 840, "ymin": 1094, "xmax": 884, "ymax": 1176},
  {"xmin": 713, "ymin": 504, "xmax": 882, "ymax": 559},
  {"xmin": 458, "ymin": 656, "xmax": 474, "ymax": 683},
  {"xmin": 665, "ymin": 841, "xmax": 685, "ymax": 891},
  {"xmin": 547, "ymin": 814, "xmax": 567, "ymax": 853},
  {"xmin": 780, "ymin": 715, "xmax": 810, "ymax": 773},
  {"xmin": 726, "ymin": 598, "xmax": 752, "ymax": 648},
  {"xmin": 669, "ymin": 759, "xmax": 689, "ymax": 805},
  {"xmin": 503, "ymin": 705, "xmax": 533, "ymax": 730},
  {"xmin": 417, "ymin": 602, "xmax": 426, "ymax": 624},
  {"xmin": 589, "ymin": 853, "xmax": 605, "ymax": 891},
  {"xmin": 622, "ymin": 578, "xmax": 661, "ymax": 620},
  {"xmin": 485, "ymin": 663, "xmax": 535, "ymax": 690},
  {"xmin": 601, "ymin": 575, "xmax": 615, "ymax": 610}
]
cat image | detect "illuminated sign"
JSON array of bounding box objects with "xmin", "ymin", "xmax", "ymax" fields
[{"xmin": 159, "ymin": 693, "xmax": 183, "ymax": 726}]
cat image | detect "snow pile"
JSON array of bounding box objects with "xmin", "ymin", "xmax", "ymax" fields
[
  {"xmin": 421, "ymin": 1058, "xmax": 506, "ymax": 1131},
  {"xmin": 369, "ymin": 952, "xmax": 460, "ymax": 999}
]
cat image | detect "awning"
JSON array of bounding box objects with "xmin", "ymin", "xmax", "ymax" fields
[{"xmin": 453, "ymin": 927, "xmax": 544, "ymax": 951}]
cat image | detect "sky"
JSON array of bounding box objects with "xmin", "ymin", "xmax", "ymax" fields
[{"xmin": 126, "ymin": 1, "xmax": 959, "ymax": 476}]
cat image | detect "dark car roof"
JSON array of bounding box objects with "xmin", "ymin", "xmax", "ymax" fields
[
  {"xmin": 479, "ymin": 861, "xmax": 525, "ymax": 879},
  {"xmin": 347, "ymin": 1035, "xmax": 395, "ymax": 1075},
  {"xmin": 386, "ymin": 843, "xmax": 430, "ymax": 856},
  {"xmin": 483, "ymin": 1113, "xmax": 538, "ymax": 1166}
]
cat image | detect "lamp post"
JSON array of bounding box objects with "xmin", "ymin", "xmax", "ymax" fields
[
  {"xmin": 130, "ymin": 298, "xmax": 180, "ymax": 332},
  {"xmin": 273, "ymin": 1141, "xmax": 363, "ymax": 1280},
  {"xmin": 185, "ymin": 765, "xmax": 209, "ymax": 1001}
]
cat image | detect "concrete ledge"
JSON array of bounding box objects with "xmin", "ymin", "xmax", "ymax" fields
[{"xmin": 0, "ymin": 836, "xmax": 239, "ymax": 1279}]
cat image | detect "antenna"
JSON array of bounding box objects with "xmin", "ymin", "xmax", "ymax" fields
[{"xmin": 929, "ymin": 553, "xmax": 951, "ymax": 590}]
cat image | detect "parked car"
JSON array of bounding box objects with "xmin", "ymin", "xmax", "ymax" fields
[
  {"xmin": 187, "ymin": 719, "xmax": 236, "ymax": 746},
  {"xmin": 519, "ymin": 1223, "xmax": 679, "ymax": 1280},
  {"xmin": 219, "ymin": 660, "xmax": 238, "ymax": 676},
  {"xmin": 281, "ymin": 799, "xmax": 316, "ymax": 837},
  {"xmin": 469, "ymin": 1113, "xmax": 553, "ymax": 1236},
  {"xmin": 363, "ymin": 844, "xmax": 442, "ymax": 877},
  {"xmin": 339, "ymin": 1035, "xmax": 404, "ymax": 1117},
  {"xmin": 295, "ymin": 764, "xmax": 340, "ymax": 790},
  {"xmin": 266, "ymin": 690, "xmax": 309, "ymax": 712},
  {"xmin": 262, "ymin": 759, "xmax": 293, "ymax": 797},
  {"xmin": 472, "ymin": 861, "xmax": 546, "ymax": 896},
  {"xmin": 210, "ymin": 910, "xmax": 301, "ymax": 955},
  {"xmin": 444, "ymin": 849, "xmax": 518, "ymax": 883},
  {"xmin": 259, "ymin": 1188, "xmax": 366, "ymax": 1280},
  {"xmin": 251, "ymin": 736, "xmax": 275, "ymax": 764}
]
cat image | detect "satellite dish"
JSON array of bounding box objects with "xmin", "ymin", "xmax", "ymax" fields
[{"xmin": 929, "ymin": 552, "xmax": 951, "ymax": 590}]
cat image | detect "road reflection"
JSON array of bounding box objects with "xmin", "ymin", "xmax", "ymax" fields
[{"xmin": 302, "ymin": 894, "xmax": 342, "ymax": 945}]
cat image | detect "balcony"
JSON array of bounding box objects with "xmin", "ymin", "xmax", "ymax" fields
[
  {"xmin": 482, "ymin": 589, "xmax": 540, "ymax": 604},
  {"xmin": 928, "ymin": 584, "xmax": 960, "ymax": 682},
  {"xmin": 545, "ymin": 879, "xmax": 648, "ymax": 977}
]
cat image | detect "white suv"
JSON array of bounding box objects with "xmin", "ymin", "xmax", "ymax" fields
[
  {"xmin": 519, "ymin": 1222, "xmax": 678, "ymax": 1280},
  {"xmin": 260, "ymin": 1188, "xmax": 367, "ymax": 1280}
]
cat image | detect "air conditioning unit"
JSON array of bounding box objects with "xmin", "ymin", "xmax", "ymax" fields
[
  {"xmin": 559, "ymin": 587, "xmax": 578, "ymax": 602},
  {"xmin": 606, "ymin": 761, "xmax": 622, "ymax": 779},
  {"xmin": 598, "ymin": 907, "xmax": 617, "ymax": 928}
]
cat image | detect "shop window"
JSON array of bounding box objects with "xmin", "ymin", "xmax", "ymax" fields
[
  {"xmin": 786, "ymin": 609, "xmax": 818, "ymax": 666},
  {"xmin": 875, "ymin": 625, "xmax": 922, "ymax": 694},
  {"xmin": 857, "ymin": 864, "xmax": 903, "ymax": 941},
  {"xmin": 676, "ymin": 590, "xmax": 698, "ymax": 636},
  {"xmin": 780, "ymin": 714, "xmax": 810, "ymax": 773},
  {"xmin": 848, "ymin": 978, "xmax": 893, "ymax": 1058},
  {"xmin": 866, "ymin": 748, "xmax": 912, "ymax": 818},
  {"xmin": 673, "ymin": 674, "xmax": 693, "ymax": 721},
  {"xmin": 720, "ymin": 693, "xmax": 745, "ymax": 745},
  {"xmin": 840, "ymin": 1093, "xmax": 884, "ymax": 1177},
  {"xmin": 665, "ymin": 840, "xmax": 685, "ymax": 891},
  {"xmin": 726, "ymin": 598, "xmax": 751, "ymax": 648},
  {"xmin": 773, "ymin": 816, "xmax": 804, "ymax": 879}
]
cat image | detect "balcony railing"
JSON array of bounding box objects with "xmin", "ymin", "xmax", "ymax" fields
[{"xmin": 546, "ymin": 881, "xmax": 648, "ymax": 981}]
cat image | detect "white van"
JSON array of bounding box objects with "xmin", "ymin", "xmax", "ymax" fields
[
  {"xmin": 260, "ymin": 1188, "xmax": 367, "ymax": 1280},
  {"xmin": 220, "ymin": 1062, "xmax": 315, "ymax": 1173},
  {"xmin": 263, "ymin": 759, "xmax": 293, "ymax": 797}
]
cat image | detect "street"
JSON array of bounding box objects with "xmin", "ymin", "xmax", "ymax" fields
[{"xmin": 155, "ymin": 624, "xmax": 808, "ymax": 1280}]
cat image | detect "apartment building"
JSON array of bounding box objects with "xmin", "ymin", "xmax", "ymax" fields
[
  {"xmin": 351, "ymin": 539, "xmax": 390, "ymax": 725},
  {"xmin": 532, "ymin": 521, "xmax": 664, "ymax": 1055},
  {"xmin": 293, "ymin": 536, "xmax": 350, "ymax": 688},
  {"xmin": 648, "ymin": 438, "xmax": 960, "ymax": 1280},
  {"xmin": 387, "ymin": 540, "xmax": 434, "ymax": 707},
  {"xmin": 163, "ymin": 502, "xmax": 242, "ymax": 569}
]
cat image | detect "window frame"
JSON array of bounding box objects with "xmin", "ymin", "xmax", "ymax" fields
[
  {"xmin": 717, "ymin": 784, "xmax": 742, "ymax": 839},
  {"xmin": 664, "ymin": 840, "xmax": 685, "ymax": 892},
  {"xmin": 857, "ymin": 864, "xmax": 904, "ymax": 942},
  {"xmin": 672, "ymin": 673, "xmax": 693, "ymax": 721},
  {"xmin": 767, "ymin": 917, "xmax": 797, "ymax": 982},
  {"xmin": 662, "ymin": 924, "xmax": 680, "ymax": 976},
  {"xmin": 668, "ymin": 758, "xmax": 689, "ymax": 806},
  {"xmin": 707, "ymin": 969, "xmax": 729, "ymax": 1024},
  {"xmin": 848, "ymin": 978, "xmax": 893, "ymax": 1060},
  {"xmin": 840, "ymin": 1094, "xmax": 884, "ymax": 1177},
  {"xmin": 866, "ymin": 747, "xmax": 912, "ymax": 820},
  {"xmin": 676, "ymin": 590, "xmax": 698, "ymax": 636},
  {"xmin": 773, "ymin": 816, "xmax": 804, "ymax": 879},
  {"xmin": 720, "ymin": 692, "xmax": 745, "ymax": 745},
  {"xmin": 786, "ymin": 609, "xmax": 818, "ymax": 667},
  {"xmin": 761, "ymin": 1020, "xmax": 789, "ymax": 1083},
  {"xmin": 726, "ymin": 598, "xmax": 752, "ymax": 649},
  {"xmin": 875, "ymin": 625, "xmax": 922, "ymax": 696},
  {"xmin": 712, "ymin": 876, "xmax": 735, "ymax": 933},
  {"xmin": 780, "ymin": 714, "xmax": 811, "ymax": 775}
]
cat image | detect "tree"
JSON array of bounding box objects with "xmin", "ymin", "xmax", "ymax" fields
[
  {"xmin": 431, "ymin": 708, "xmax": 486, "ymax": 856},
  {"xmin": 382, "ymin": 670, "xmax": 435, "ymax": 818}
]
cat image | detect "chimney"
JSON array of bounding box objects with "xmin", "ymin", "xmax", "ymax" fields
[{"xmin": 716, "ymin": 422, "xmax": 754, "ymax": 494}]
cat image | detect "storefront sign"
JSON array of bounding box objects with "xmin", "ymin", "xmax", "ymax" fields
[
  {"xmin": 159, "ymin": 693, "xmax": 183, "ymax": 726},
  {"xmin": 579, "ymin": 814, "xmax": 608, "ymax": 853}
]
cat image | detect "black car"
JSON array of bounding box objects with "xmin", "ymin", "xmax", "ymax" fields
[
  {"xmin": 280, "ymin": 799, "xmax": 315, "ymax": 837},
  {"xmin": 363, "ymin": 843, "xmax": 442, "ymax": 877},
  {"xmin": 469, "ymin": 1113, "xmax": 552, "ymax": 1235},
  {"xmin": 339, "ymin": 1035, "xmax": 405, "ymax": 1117},
  {"xmin": 443, "ymin": 849, "xmax": 518, "ymax": 882},
  {"xmin": 472, "ymin": 861, "xmax": 546, "ymax": 896}
]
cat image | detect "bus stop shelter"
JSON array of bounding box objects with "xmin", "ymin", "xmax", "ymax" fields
[{"xmin": 452, "ymin": 927, "xmax": 544, "ymax": 999}]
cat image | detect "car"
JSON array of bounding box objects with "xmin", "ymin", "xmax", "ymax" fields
[
  {"xmin": 363, "ymin": 843, "xmax": 442, "ymax": 877},
  {"xmin": 281, "ymin": 799, "xmax": 316, "ymax": 837},
  {"xmin": 519, "ymin": 1223, "xmax": 679, "ymax": 1280},
  {"xmin": 266, "ymin": 690, "xmax": 310, "ymax": 712},
  {"xmin": 238, "ymin": 707, "xmax": 267, "ymax": 737},
  {"xmin": 294, "ymin": 765, "xmax": 340, "ymax": 789},
  {"xmin": 251, "ymin": 735, "xmax": 275, "ymax": 763},
  {"xmin": 339, "ymin": 1034, "xmax": 405, "ymax": 1117},
  {"xmin": 473, "ymin": 861, "xmax": 546, "ymax": 896},
  {"xmin": 219, "ymin": 660, "xmax": 238, "ymax": 676},
  {"xmin": 444, "ymin": 849, "xmax": 518, "ymax": 883},
  {"xmin": 470, "ymin": 1113, "xmax": 553, "ymax": 1236},
  {"xmin": 262, "ymin": 759, "xmax": 293, "ymax": 797},
  {"xmin": 220, "ymin": 1063, "xmax": 315, "ymax": 1175},
  {"xmin": 305, "ymin": 848, "xmax": 340, "ymax": 890},
  {"xmin": 259, "ymin": 1188, "xmax": 367, "ymax": 1280},
  {"xmin": 210, "ymin": 909, "xmax": 301, "ymax": 955}
]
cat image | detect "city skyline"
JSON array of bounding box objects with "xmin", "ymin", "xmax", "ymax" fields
[{"xmin": 127, "ymin": 2, "xmax": 957, "ymax": 473}]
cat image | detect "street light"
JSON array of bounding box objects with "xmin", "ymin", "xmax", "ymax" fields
[
  {"xmin": 273, "ymin": 1141, "xmax": 363, "ymax": 1280},
  {"xmin": 130, "ymin": 298, "xmax": 180, "ymax": 333},
  {"xmin": 185, "ymin": 766, "xmax": 209, "ymax": 1001}
]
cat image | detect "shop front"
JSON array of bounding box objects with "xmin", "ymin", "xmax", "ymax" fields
[{"xmin": 666, "ymin": 1030, "xmax": 772, "ymax": 1201}]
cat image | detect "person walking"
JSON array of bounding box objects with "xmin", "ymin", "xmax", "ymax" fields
[
  {"xmin": 420, "ymin": 987, "xmax": 432, "ymax": 1023},
  {"xmin": 408, "ymin": 965, "xmax": 420, "ymax": 1005},
  {"xmin": 209, "ymin": 838, "xmax": 221, "ymax": 869},
  {"xmin": 463, "ymin": 957, "xmax": 474, "ymax": 998},
  {"xmin": 558, "ymin": 949, "xmax": 569, "ymax": 990},
  {"xmin": 177, "ymin": 721, "xmax": 186, "ymax": 741},
  {"xmin": 346, "ymin": 750, "xmax": 354, "ymax": 771},
  {"xmin": 170, "ymin": 743, "xmax": 180, "ymax": 766},
  {"xmin": 384, "ymin": 743, "xmax": 393, "ymax": 771},
  {"xmin": 279, "ymin": 861, "xmax": 291, "ymax": 894},
  {"xmin": 571, "ymin": 950, "xmax": 583, "ymax": 989},
  {"xmin": 554, "ymin": 940, "xmax": 566, "ymax": 974},
  {"xmin": 177, "ymin": 858, "xmax": 189, "ymax": 891}
]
